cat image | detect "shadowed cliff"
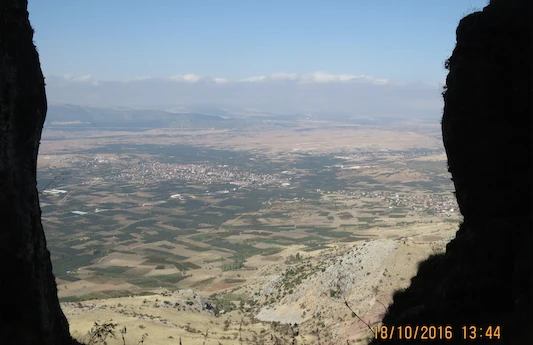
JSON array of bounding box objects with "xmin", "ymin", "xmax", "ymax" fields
[
  {"xmin": 0, "ymin": 0, "xmax": 79, "ymax": 344},
  {"xmin": 371, "ymin": 0, "xmax": 532, "ymax": 344}
]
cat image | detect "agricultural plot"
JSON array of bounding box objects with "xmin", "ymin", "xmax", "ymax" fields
[{"xmin": 38, "ymin": 133, "xmax": 460, "ymax": 299}]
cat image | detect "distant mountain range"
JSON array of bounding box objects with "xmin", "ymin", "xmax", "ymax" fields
[
  {"xmin": 45, "ymin": 104, "xmax": 232, "ymax": 130},
  {"xmin": 45, "ymin": 104, "xmax": 419, "ymax": 131}
]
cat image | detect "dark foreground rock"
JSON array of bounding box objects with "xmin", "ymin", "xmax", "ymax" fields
[
  {"xmin": 0, "ymin": 1, "xmax": 79, "ymax": 344},
  {"xmin": 371, "ymin": 1, "xmax": 532, "ymax": 344}
]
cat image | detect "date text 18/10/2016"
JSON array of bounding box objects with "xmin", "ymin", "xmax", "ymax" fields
[{"xmin": 372, "ymin": 325, "xmax": 501, "ymax": 341}]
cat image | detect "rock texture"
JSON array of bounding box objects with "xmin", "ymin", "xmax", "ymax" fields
[
  {"xmin": 371, "ymin": 1, "xmax": 532, "ymax": 344},
  {"xmin": 0, "ymin": 1, "xmax": 78, "ymax": 344}
]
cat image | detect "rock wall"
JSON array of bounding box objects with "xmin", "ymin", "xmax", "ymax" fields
[
  {"xmin": 370, "ymin": 1, "xmax": 532, "ymax": 344},
  {"xmin": 0, "ymin": 1, "xmax": 79, "ymax": 344}
]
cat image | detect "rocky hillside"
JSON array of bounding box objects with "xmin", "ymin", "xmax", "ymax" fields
[{"xmin": 62, "ymin": 225, "xmax": 457, "ymax": 344}]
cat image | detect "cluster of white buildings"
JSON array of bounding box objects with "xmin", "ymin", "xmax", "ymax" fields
[{"xmin": 96, "ymin": 161, "xmax": 291, "ymax": 188}]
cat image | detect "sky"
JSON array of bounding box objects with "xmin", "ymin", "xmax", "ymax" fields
[{"xmin": 28, "ymin": 0, "xmax": 489, "ymax": 116}]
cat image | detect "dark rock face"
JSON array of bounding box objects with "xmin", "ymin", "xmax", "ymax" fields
[
  {"xmin": 0, "ymin": 1, "xmax": 78, "ymax": 344},
  {"xmin": 370, "ymin": 1, "xmax": 532, "ymax": 344}
]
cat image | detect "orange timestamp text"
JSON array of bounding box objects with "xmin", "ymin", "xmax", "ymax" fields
[{"xmin": 372, "ymin": 325, "xmax": 501, "ymax": 341}]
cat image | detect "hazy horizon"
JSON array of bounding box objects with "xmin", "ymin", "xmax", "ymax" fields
[
  {"xmin": 45, "ymin": 73, "xmax": 444, "ymax": 118},
  {"xmin": 30, "ymin": 0, "xmax": 489, "ymax": 117}
]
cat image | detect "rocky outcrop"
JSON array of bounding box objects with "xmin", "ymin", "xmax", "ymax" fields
[
  {"xmin": 371, "ymin": 1, "xmax": 532, "ymax": 344},
  {"xmin": 0, "ymin": 1, "xmax": 78, "ymax": 344}
]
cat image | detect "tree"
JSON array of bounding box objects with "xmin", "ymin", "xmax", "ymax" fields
[{"xmin": 0, "ymin": 1, "xmax": 79, "ymax": 344}]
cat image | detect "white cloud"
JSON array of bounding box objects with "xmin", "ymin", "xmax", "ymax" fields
[
  {"xmin": 55, "ymin": 72, "xmax": 394, "ymax": 86},
  {"xmin": 63, "ymin": 74, "xmax": 93, "ymax": 82},
  {"xmin": 240, "ymin": 76, "xmax": 267, "ymax": 83},
  {"xmin": 214, "ymin": 78, "xmax": 229, "ymax": 84},
  {"xmin": 234, "ymin": 72, "xmax": 380, "ymax": 84},
  {"xmin": 268, "ymin": 72, "xmax": 298, "ymax": 81},
  {"xmin": 61, "ymin": 74, "xmax": 100, "ymax": 86},
  {"xmin": 308, "ymin": 71, "xmax": 337, "ymax": 83},
  {"xmin": 169, "ymin": 74, "xmax": 202, "ymax": 83},
  {"xmin": 130, "ymin": 76, "xmax": 152, "ymax": 81},
  {"xmin": 298, "ymin": 71, "xmax": 370, "ymax": 83},
  {"xmin": 337, "ymin": 74, "xmax": 359, "ymax": 81}
]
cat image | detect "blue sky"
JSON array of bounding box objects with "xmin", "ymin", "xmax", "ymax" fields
[
  {"xmin": 29, "ymin": 0, "xmax": 488, "ymax": 83},
  {"xmin": 28, "ymin": 0, "xmax": 489, "ymax": 115}
]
